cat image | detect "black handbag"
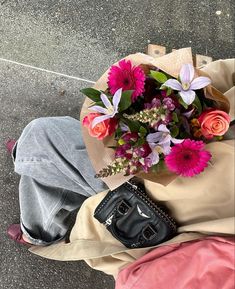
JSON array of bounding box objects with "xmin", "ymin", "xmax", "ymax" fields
[{"xmin": 94, "ymin": 180, "xmax": 177, "ymax": 248}]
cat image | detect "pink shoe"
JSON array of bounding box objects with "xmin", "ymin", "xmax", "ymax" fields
[
  {"xmin": 5, "ymin": 139, "xmax": 16, "ymax": 155},
  {"xmin": 7, "ymin": 224, "xmax": 30, "ymax": 245}
]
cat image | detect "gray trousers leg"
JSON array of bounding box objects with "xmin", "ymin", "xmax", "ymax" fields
[{"xmin": 14, "ymin": 116, "xmax": 106, "ymax": 245}]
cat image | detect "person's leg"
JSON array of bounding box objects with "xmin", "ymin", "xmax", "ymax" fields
[
  {"xmin": 15, "ymin": 116, "xmax": 105, "ymax": 195},
  {"xmin": 9, "ymin": 116, "xmax": 106, "ymax": 245},
  {"xmin": 19, "ymin": 175, "xmax": 87, "ymax": 245}
]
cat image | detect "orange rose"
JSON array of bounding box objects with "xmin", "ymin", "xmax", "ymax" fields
[
  {"xmin": 198, "ymin": 109, "xmax": 230, "ymax": 139},
  {"xmin": 82, "ymin": 113, "xmax": 117, "ymax": 140}
]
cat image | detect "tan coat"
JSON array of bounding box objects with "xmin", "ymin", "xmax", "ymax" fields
[{"xmin": 30, "ymin": 51, "xmax": 235, "ymax": 278}]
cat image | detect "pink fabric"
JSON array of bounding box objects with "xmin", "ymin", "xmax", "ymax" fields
[{"xmin": 115, "ymin": 237, "xmax": 235, "ymax": 289}]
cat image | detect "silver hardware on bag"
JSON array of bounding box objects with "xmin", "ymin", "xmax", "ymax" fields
[
  {"xmin": 126, "ymin": 181, "xmax": 138, "ymax": 190},
  {"xmin": 131, "ymin": 242, "xmax": 141, "ymax": 248},
  {"xmin": 104, "ymin": 214, "xmax": 114, "ymax": 227},
  {"xmin": 117, "ymin": 200, "xmax": 131, "ymax": 215},
  {"xmin": 137, "ymin": 205, "xmax": 150, "ymax": 218}
]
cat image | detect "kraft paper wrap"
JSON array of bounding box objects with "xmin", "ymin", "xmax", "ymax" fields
[{"xmin": 80, "ymin": 48, "xmax": 230, "ymax": 189}]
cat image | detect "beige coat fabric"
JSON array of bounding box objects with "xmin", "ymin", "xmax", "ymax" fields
[{"xmin": 30, "ymin": 55, "xmax": 235, "ymax": 278}]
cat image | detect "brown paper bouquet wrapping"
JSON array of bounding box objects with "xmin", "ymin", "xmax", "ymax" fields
[{"xmin": 80, "ymin": 48, "xmax": 230, "ymax": 190}]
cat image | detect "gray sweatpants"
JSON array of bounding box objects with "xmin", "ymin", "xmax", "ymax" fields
[{"xmin": 14, "ymin": 116, "xmax": 106, "ymax": 245}]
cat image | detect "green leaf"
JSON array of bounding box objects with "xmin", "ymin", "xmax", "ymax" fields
[
  {"xmin": 150, "ymin": 71, "xmax": 168, "ymax": 84},
  {"xmin": 123, "ymin": 118, "xmax": 141, "ymax": 132},
  {"xmin": 151, "ymin": 160, "xmax": 166, "ymax": 173},
  {"xmin": 179, "ymin": 131, "xmax": 190, "ymax": 139},
  {"xmin": 179, "ymin": 97, "xmax": 188, "ymax": 109},
  {"xmin": 115, "ymin": 127, "xmax": 123, "ymax": 138},
  {"xmin": 160, "ymin": 85, "xmax": 172, "ymax": 96},
  {"xmin": 118, "ymin": 90, "xmax": 133, "ymax": 112},
  {"xmin": 91, "ymin": 100, "xmax": 105, "ymax": 108},
  {"xmin": 172, "ymin": 112, "xmax": 179, "ymax": 123},
  {"xmin": 215, "ymin": 136, "xmax": 223, "ymax": 141},
  {"xmin": 134, "ymin": 138, "xmax": 145, "ymax": 147},
  {"xmin": 80, "ymin": 88, "xmax": 101, "ymax": 102},
  {"xmin": 193, "ymin": 95, "xmax": 202, "ymax": 115},
  {"xmin": 170, "ymin": 125, "xmax": 179, "ymax": 138},
  {"xmin": 151, "ymin": 164, "xmax": 159, "ymax": 173},
  {"xmin": 139, "ymin": 126, "xmax": 147, "ymax": 136},
  {"xmin": 166, "ymin": 87, "xmax": 172, "ymax": 96}
]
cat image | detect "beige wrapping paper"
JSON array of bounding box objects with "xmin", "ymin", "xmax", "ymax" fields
[{"xmin": 29, "ymin": 53, "xmax": 235, "ymax": 278}]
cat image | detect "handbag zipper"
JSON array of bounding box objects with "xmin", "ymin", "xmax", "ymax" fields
[{"xmin": 104, "ymin": 214, "xmax": 114, "ymax": 227}]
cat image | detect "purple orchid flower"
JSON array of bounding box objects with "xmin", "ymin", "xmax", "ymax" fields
[
  {"xmin": 89, "ymin": 88, "xmax": 122, "ymax": 128},
  {"xmin": 162, "ymin": 64, "xmax": 211, "ymax": 105},
  {"xmin": 146, "ymin": 124, "xmax": 183, "ymax": 165}
]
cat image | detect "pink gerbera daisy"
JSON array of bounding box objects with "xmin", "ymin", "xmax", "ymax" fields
[
  {"xmin": 165, "ymin": 139, "xmax": 212, "ymax": 177},
  {"xmin": 108, "ymin": 59, "xmax": 145, "ymax": 102}
]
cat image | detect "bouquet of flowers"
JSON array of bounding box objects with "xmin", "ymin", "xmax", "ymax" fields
[{"xmin": 81, "ymin": 59, "xmax": 231, "ymax": 178}]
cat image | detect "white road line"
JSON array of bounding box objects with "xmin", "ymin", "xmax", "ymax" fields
[{"xmin": 0, "ymin": 57, "xmax": 96, "ymax": 84}]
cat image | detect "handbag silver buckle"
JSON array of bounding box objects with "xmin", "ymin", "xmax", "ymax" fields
[
  {"xmin": 104, "ymin": 214, "xmax": 114, "ymax": 227},
  {"xmin": 126, "ymin": 181, "xmax": 138, "ymax": 190},
  {"xmin": 142, "ymin": 225, "xmax": 157, "ymax": 240},
  {"xmin": 117, "ymin": 200, "xmax": 131, "ymax": 215}
]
